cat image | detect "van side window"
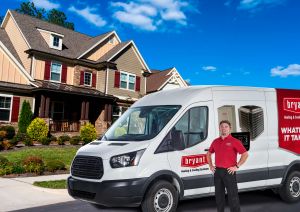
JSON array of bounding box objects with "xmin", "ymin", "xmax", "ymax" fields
[{"xmin": 174, "ymin": 106, "xmax": 208, "ymax": 148}]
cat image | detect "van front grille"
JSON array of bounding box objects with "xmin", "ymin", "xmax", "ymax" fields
[{"xmin": 71, "ymin": 155, "xmax": 103, "ymax": 179}]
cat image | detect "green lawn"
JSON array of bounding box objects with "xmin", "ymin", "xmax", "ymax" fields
[
  {"xmin": 0, "ymin": 146, "xmax": 79, "ymax": 170},
  {"xmin": 33, "ymin": 179, "xmax": 67, "ymax": 189}
]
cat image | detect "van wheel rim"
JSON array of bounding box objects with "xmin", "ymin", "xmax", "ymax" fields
[
  {"xmin": 289, "ymin": 176, "xmax": 300, "ymax": 198},
  {"xmin": 154, "ymin": 188, "xmax": 173, "ymax": 212}
]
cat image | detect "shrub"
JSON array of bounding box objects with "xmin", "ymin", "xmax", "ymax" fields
[
  {"xmin": 1, "ymin": 140, "xmax": 12, "ymax": 150},
  {"xmin": 40, "ymin": 137, "xmax": 51, "ymax": 145},
  {"xmin": 18, "ymin": 101, "xmax": 33, "ymax": 133},
  {"xmin": 58, "ymin": 135, "xmax": 70, "ymax": 145},
  {"xmin": 0, "ymin": 130, "xmax": 7, "ymax": 141},
  {"xmin": 27, "ymin": 118, "xmax": 48, "ymax": 142},
  {"xmin": 23, "ymin": 134, "xmax": 33, "ymax": 146},
  {"xmin": 50, "ymin": 135, "xmax": 57, "ymax": 142},
  {"xmin": 80, "ymin": 123, "xmax": 97, "ymax": 145},
  {"xmin": 70, "ymin": 136, "xmax": 81, "ymax": 145},
  {"xmin": 0, "ymin": 163, "xmax": 14, "ymax": 176},
  {"xmin": 22, "ymin": 156, "xmax": 45, "ymax": 175},
  {"xmin": 0, "ymin": 126, "xmax": 15, "ymax": 139},
  {"xmin": 0, "ymin": 155, "xmax": 9, "ymax": 167},
  {"xmin": 46, "ymin": 160, "xmax": 66, "ymax": 172}
]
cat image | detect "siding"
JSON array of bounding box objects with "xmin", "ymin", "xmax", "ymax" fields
[
  {"xmin": 97, "ymin": 70, "xmax": 106, "ymax": 93},
  {"xmin": 0, "ymin": 48, "xmax": 27, "ymax": 84},
  {"xmin": 107, "ymin": 46, "xmax": 146, "ymax": 98},
  {"xmin": 38, "ymin": 30, "xmax": 50, "ymax": 46},
  {"xmin": 4, "ymin": 14, "xmax": 31, "ymax": 73},
  {"xmin": 85, "ymin": 36, "xmax": 119, "ymax": 61}
]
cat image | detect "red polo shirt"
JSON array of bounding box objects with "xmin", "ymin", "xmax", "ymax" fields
[{"xmin": 209, "ymin": 134, "xmax": 247, "ymax": 168}]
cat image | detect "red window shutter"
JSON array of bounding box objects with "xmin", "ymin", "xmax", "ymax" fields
[
  {"xmin": 136, "ymin": 76, "xmax": 141, "ymax": 92},
  {"xmin": 92, "ymin": 73, "xmax": 96, "ymax": 87},
  {"xmin": 80, "ymin": 71, "xmax": 84, "ymax": 85},
  {"xmin": 61, "ymin": 64, "xmax": 67, "ymax": 83},
  {"xmin": 11, "ymin": 96, "xmax": 20, "ymax": 122},
  {"xmin": 114, "ymin": 71, "xmax": 120, "ymax": 88},
  {"xmin": 44, "ymin": 61, "xmax": 51, "ymax": 80}
]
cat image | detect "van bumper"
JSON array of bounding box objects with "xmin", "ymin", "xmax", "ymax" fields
[{"xmin": 67, "ymin": 176, "xmax": 147, "ymax": 207}]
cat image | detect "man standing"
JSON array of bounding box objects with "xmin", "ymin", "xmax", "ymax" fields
[{"xmin": 207, "ymin": 120, "xmax": 248, "ymax": 212}]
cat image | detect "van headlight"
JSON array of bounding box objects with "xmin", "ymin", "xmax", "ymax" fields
[{"xmin": 110, "ymin": 149, "xmax": 145, "ymax": 168}]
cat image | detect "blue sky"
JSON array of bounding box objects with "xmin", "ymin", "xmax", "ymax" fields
[{"xmin": 1, "ymin": 0, "xmax": 300, "ymax": 89}]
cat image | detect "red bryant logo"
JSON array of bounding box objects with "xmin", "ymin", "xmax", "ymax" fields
[
  {"xmin": 181, "ymin": 154, "xmax": 208, "ymax": 168},
  {"xmin": 283, "ymin": 98, "xmax": 300, "ymax": 113}
]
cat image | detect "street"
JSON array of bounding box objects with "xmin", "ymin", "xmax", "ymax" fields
[{"xmin": 15, "ymin": 189, "xmax": 300, "ymax": 212}]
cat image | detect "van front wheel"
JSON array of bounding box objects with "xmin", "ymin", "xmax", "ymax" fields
[
  {"xmin": 141, "ymin": 180, "xmax": 178, "ymax": 212},
  {"xmin": 279, "ymin": 171, "xmax": 300, "ymax": 202}
]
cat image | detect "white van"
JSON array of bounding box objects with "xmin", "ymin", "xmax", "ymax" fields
[{"xmin": 68, "ymin": 86, "xmax": 300, "ymax": 211}]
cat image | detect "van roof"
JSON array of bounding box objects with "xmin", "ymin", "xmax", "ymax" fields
[{"xmin": 133, "ymin": 85, "xmax": 276, "ymax": 107}]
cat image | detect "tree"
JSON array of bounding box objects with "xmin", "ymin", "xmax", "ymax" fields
[
  {"xmin": 18, "ymin": 100, "xmax": 33, "ymax": 133},
  {"xmin": 0, "ymin": 16, "xmax": 3, "ymax": 25},
  {"xmin": 16, "ymin": 2, "xmax": 45, "ymax": 19},
  {"xmin": 16, "ymin": 1, "xmax": 74, "ymax": 30},
  {"xmin": 47, "ymin": 9, "xmax": 74, "ymax": 30}
]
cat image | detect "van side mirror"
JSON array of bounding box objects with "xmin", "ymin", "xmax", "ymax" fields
[{"xmin": 172, "ymin": 130, "xmax": 185, "ymax": 151}]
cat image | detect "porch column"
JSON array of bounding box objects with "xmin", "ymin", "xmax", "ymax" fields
[
  {"xmin": 104, "ymin": 104, "xmax": 112, "ymax": 122},
  {"xmin": 39, "ymin": 95, "xmax": 45, "ymax": 118},
  {"xmin": 45, "ymin": 97, "xmax": 50, "ymax": 118},
  {"xmin": 84, "ymin": 102, "xmax": 89, "ymax": 120},
  {"xmin": 80, "ymin": 101, "xmax": 86, "ymax": 120}
]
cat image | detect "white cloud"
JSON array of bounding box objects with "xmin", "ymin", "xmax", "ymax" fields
[
  {"xmin": 68, "ymin": 6, "xmax": 106, "ymax": 27},
  {"xmin": 31, "ymin": 0, "xmax": 60, "ymax": 10},
  {"xmin": 111, "ymin": 0, "xmax": 191, "ymax": 31},
  {"xmin": 202, "ymin": 66, "xmax": 217, "ymax": 72},
  {"xmin": 271, "ymin": 64, "xmax": 300, "ymax": 78},
  {"xmin": 238, "ymin": 0, "xmax": 285, "ymax": 11}
]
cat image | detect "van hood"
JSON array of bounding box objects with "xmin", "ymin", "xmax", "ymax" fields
[{"xmin": 76, "ymin": 140, "xmax": 151, "ymax": 159}]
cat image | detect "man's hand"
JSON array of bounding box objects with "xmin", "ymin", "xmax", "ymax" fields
[
  {"xmin": 209, "ymin": 165, "xmax": 216, "ymax": 173},
  {"xmin": 227, "ymin": 166, "xmax": 238, "ymax": 175}
]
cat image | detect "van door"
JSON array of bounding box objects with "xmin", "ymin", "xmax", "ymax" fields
[{"xmin": 167, "ymin": 101, "xmax": 216, "ymax": 197}]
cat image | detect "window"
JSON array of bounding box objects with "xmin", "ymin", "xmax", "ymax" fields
[
  {"xmin": 103, "ymin": 105, "xmax": 181, "ymax": 141},
  {"xmin": 84, "ymin": 72, "xmax": 92, "ymax": 86},
  {"xmin": 51, "ymin": 102, "xmax": 64, "ymax": 120},
  {"xmin": 173, "ymin": 107, "xmax": 208, "ymax": 148},
  {"xmin": 0, "ymin": 96, "xmax": 12, "ymax": 121},
  {"xmin": 112, "ymin": 106, "xmax": 128, "ymax": 122},
  {"xmin": 53, "ymin": 36, "xmax": 60, "ymax": 47},
  {"xmin": 50, "ymin": 62, "xmax": 62, "ymax": 82},
  {"xmin": 109, "ymin": 37, "xmax": 115, "ymax": 44},
  {"xmin": 120, "ymin": 72, "xmax": 136, "ymax": 90}
]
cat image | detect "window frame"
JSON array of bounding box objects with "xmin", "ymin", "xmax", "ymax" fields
[
  {"xmin": 50, "ymin": 35, "xmax": 62, "ymax": 50},
  {"xmin": 120, "ymin": 71, "xmax": 136, "ymax": 91},
  {"xmin": 50, "ymin": 61, "xmax": 62, "ymax": 82},
  {"xmin": 84, "ymin": 71, "xmax": 92, "ymax": 86},
  {"xmin": 0, "ymin": 94, "xmax": 13, "ymax": 122}
]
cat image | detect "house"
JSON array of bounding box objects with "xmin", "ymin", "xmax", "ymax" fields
[
  {"xmin": 147, "ymin": 67, "xmax": 188, "ymax": 94},
  {"xmin": 0, "ymin": 10, "xmax": 151, "ymax": 134}
]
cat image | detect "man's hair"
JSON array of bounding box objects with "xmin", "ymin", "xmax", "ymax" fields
[{"xmin": 219, "ymin": 120, "xmax": 231, "ymax": 127}]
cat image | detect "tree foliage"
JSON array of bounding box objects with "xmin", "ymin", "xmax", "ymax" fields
[
  {"xmin": 18, "ymin": 100, "xmax": 33, "ymax": 134},
  {"xmin": 16, "ymin": 1, "xmax": 74, "ymax": 30},
  {"xmin": 0, "ymin": 16, "xmax": 4, "ymax": 25}
]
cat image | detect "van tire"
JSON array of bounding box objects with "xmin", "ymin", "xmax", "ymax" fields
[
  {"xmin": 141, "ymin": 180, "xmax": 178, "ymax": 212},
  {"xmin": 279, "ymin": 171, "xmax": 300, "ymax": 203}
]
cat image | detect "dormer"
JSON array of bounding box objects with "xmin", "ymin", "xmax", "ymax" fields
[{"xmin": 37, "ymin": 28, "xmax": 64, "ymax": 51}]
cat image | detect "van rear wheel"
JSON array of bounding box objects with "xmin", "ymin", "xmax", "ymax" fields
[
  {"xmin": 279, "ymin": 171, "xmax": 300, "ymax": 203},
  {"xmin": 141, "ymin": 180, "xmax": 178, "ymax": 212}
]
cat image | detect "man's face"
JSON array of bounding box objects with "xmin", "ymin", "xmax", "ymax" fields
[{"xmin": 219, "ymin": 123, "xmax": 231, "ymax": 136}]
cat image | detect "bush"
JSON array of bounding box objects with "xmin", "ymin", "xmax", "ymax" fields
[
  {"xmin": 58, "ymin": 135, "xmax": 70, "ymax": 145},
  {"xmin": 0, "ymin": 163, "xmax": 14, "ymax": 176},
  {"xmin": 80, "ymin": 123, "xmax": 97, "ymax": 145},
  {"xmin": 22, "ymin": 156, "xmax": 45, "ymax": 175},
  {"xmin": 1, "ymin": 140, "xmax": 12, "ymax": 150},
  {"xmin": 23, "ymin": 134, "xmax": 33, "ymax": 146},
  {"xmin": 27, "ymin": 118, "xmax": 48, "ymax": 142},
  {"xmin": 40, "ymin": 137, "xmax": 51, "ymax": 145},
  {"xmin": 18, "ymin": 101, "xmax": 33, "ymax": 133},
  {"xmin": 46, "ymin": 160, "xmax": 66, "ymax": 172},
  {"xmin": 50, "ymin": 135, "xmax": 57, "ymax": 142},
  {"xmin": 0, "ymin": 126, "xmax": 15, "ymax": 139},
  {"xmin": 0, "ymin": 155, "xmax": 9, "ymax": 167},
  {"xmin": 0, "ymin": 130, "xmax": 7, "ymax": 141},
  {"xmin": 70, "ymin": 136, "xmax": 81, "ymax": 145}
]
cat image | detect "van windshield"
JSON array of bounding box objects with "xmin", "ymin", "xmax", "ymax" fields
[{"xmin": 102, "ymin": 105, "xmax": 181, "ymax": 141}]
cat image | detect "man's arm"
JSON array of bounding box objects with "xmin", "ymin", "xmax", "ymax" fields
[
  {"xmin": 206, "ymin": 151, "xmax": 215, "ymax": 173},
  {"xmin": 227, "ymin": 152, "xmax": 249, "ymax": 174}
]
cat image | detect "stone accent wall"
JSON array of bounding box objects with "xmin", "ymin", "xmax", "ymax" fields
[{"xmin": 95, "ymin": 109, "xmax": 111, "ymax": 135}]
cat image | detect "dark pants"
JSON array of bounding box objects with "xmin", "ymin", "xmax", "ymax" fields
[{"xmin": 214, "ymin": 168, "xmax": 240, "ymax": 212}]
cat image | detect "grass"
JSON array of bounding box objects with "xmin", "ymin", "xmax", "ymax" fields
[
  {"xmin": 33, "ymin": 179, "xmax": 67, "ymax": 189},
  {"xmin": 0, "ymin": 146, "xmax": 79, "ymax": 170}
]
